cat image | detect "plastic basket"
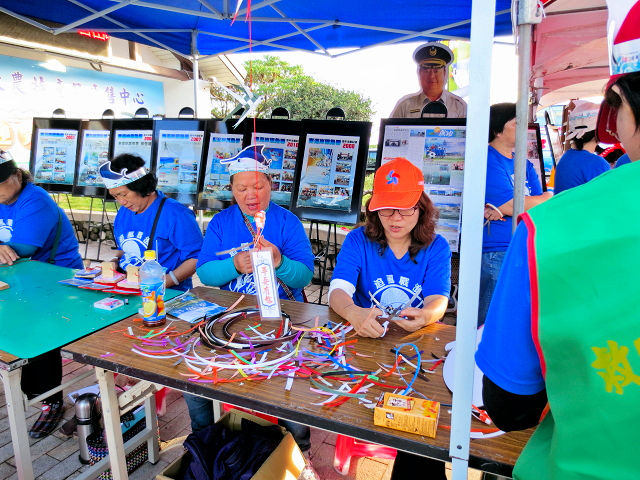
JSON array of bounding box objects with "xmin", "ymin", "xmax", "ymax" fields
[{"xmin": 86, "ymin": 418, "xmax": 148, "ymax": 480}]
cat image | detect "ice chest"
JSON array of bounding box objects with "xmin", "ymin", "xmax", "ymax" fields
[{"xmin": 156, "ymin": 409, "xmax": 306, "ymax": 480}]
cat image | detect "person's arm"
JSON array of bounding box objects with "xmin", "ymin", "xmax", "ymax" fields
[
  {"xmin": 393, "ymin": 294, "xmax": 448, "ymax": 332},
  {"xmin": 482, "ymin": 375, "xmax": 547, "ymax": 432},
  {"xmin": 165, "ymin": 258, "xmax": 197, "ymax": 288},
  {"xmin": 197, "ymin": 256, "xmax": 241, "ymax": 287},
  {"xmin": 0, "ymin": 242, "xmax": 38, "ymax": 264},
  {"xmin": 476, "ymin": 222, "xmax": 547, "ymax": 429},
  {"xmin": 275, "ymin": 254, "xmax": 313, "ymax": 289},
  {"xmin": 329, "ymin": 287, "xmax": 384, "ymax": 338},
  {"xmin": 497, "ymin": 191, "xmax": 552, "ymax": 216}
]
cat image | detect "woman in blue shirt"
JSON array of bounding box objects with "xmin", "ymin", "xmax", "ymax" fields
[
  {"xmin": 0, "ymin": 150, "xmax": 82, "ymax": 439},
  {"xmin": 479, "ymin": 103, "xmax": 551, "ymax": 326},
  {"xmin": 101, "ymin": 154, "xmax": 203, "ymax": 291}
]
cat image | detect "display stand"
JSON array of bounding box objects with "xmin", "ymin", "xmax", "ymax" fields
[
  {"xmin": 77, "ymin": 191, "xmax": 117, "ymax": 263},
  {"xmin": 308, "ymin": 220, "xmax": 338, "ymax": 304}
]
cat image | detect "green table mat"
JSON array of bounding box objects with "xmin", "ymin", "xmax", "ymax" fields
[{"xmin": 0, "ymin": 260, "xmax": 179, "ymax": 359}]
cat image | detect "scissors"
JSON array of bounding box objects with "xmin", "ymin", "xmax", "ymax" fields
[{"xmin": 369, "ymin": 289, "xmax": 421, "ymax": 322}]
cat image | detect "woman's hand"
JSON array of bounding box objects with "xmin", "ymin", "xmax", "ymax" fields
[
  {"xmin": 233, "ymin": 251, "xmax": 254, "ymax": 274},
  {"xmin": 394, "ymin": 295, "xmax": 449, "ymax": 333},
  {"xmin": 257, "ymin": 238, "xmax": 282, "ymax": 267},
  {"xmin": 345, "ymin": 304, "xmax": 386, "ymax": 338},
  {"xmin": 0, "ymin": 245, "xmax": 19, "ymax": 265},
  {"xmin": 484, "ymin": 203, "xmax": 505, "ymax": 221}
]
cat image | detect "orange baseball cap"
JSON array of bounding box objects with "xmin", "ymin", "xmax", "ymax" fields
[{"xmin": 368, "ymin": 157, "xmax": 425, "ymax": 211}]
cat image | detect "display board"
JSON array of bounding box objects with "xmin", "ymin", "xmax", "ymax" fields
[
  {"xmin": 291, "ymin": 120, "xmax": 371, "ymax": 225},
  {"xmin": 244, "ymin": 119, "xmax": 301, "ymax": 208},
  {"xmin": 29, "ymin": 118, "xmax": 82, "ymax": 193},
  {"xmin": 527, "ymin": 123, "xmax": 547, "ymax": 191},
  {"xmin": 110, "ymin": 119, "xmax": 154, "ymax": 169},
  {"xmin": 197, "ymin": 119, "xmax": 245, "ymax": 210},
  {"xmin": 378, "ymin": 118, "xmax": 466, "ymax": 253},
  {"xmin": 73, "ymin": 119, "xmax": 112, "ymax": 197},
  {"xmin": 152, "ymin": 118, "xmax": 206, "ymax": 206}
]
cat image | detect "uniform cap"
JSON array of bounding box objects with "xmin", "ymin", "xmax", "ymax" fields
[{"xmin": 413, "ymin": 42, "xmax": 454, "ymax": 67}]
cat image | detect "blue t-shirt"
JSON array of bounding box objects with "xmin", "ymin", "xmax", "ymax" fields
[
  {"xmin": 113, "ymin": 191, "xmax": 203, "ymax": 291},
  {"xmin": 614, "ymin": 153, "xmax": 631, "ymax": 168},
  {"xmin": 197, "ymin": 202, "xmax": 314, "ymax": 302},
  {"xmin": 554, "ymin": 148, "xmax": 610, "ymax": 194},
  {"xmin": 0, "ymin": 183, "xmax": 82, "ymax": 268},
  {"xmin": 475, "ymin": 221, "xmax": 545, "ymax": 395},
  {"xmin": 331, "ymin": 227, "xmax": 451, "ymax": 310},
  {"xmin": 483, "ymin": 145, "xmax": 543, "ymax": 252}
]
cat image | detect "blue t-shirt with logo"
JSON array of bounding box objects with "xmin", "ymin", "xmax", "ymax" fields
[
  {"xmin": 331, "ymin": 227, "xmax": 451, "ymax": 310},
  {"xmin": 554, "ymin": 148, "xmax": 610, "ymax": 194},
  {"xmin": 113, "ymin": 191, "xmax": 203, "ymax": 291},
  {"xmin": 483, "ymin": 146, "xmax": 543, "ymax": 252},
  {"xmin": 197, "ymin": 202, "xmax": 314, "ymax": 302},
  {"xmin": 0, "ymin": 183, "xmax": 82, "ymax": 268},
  {"xmin": 475, "ymin": 221, "xmax": 544, "ymax": 395}
]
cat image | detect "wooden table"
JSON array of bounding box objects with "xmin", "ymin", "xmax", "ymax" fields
[{"xmin": 62, "ymin": 287, "xmax": 533, "ymax": 478}]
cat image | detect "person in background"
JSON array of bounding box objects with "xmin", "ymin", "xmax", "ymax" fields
[
  {"xmin": 553, "ymin": 101, "xmax": 610, "ymax": 194},
  {"xmin": 476, "ymin": 2, "xmax": 640, "ymax": 477},
  {"xmin": 329, "ymin": 157, "xmax": 451, "ymax": 479},
  {"xmin": 195, "ymin": 145, "xmax": 314, "ymax": 450},
  {"xmin": 598, "ymin": 143, "xmax": 626, "ymax": 168},
  {"xmin": 479, "ymin": 103, "xmax": 551, "ymax": 326},
  {"xmin": 0, "ymin": 150, "xmax": 83, "ymax": 438},
  {"xmin": 100, "ymin": 154, "xmax": 202, "ymax": 292},
  {"xmin": 390, "ymin": 42, "xmax": 467, "ymax": 118}
]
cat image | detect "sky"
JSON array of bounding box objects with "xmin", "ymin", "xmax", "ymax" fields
[{"xmin": 229, "ymin": 39, "xmax": 519, "ymax": 134}]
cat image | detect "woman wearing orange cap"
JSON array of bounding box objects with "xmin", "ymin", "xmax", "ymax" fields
[{"xmin": 329, "ymin": 157, "xmax": 451, "ymax": 338}]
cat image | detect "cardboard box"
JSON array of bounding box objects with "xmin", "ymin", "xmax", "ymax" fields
[
  {"xmin": 373, "ymin": 392, "xmax": 440, "ymax": 438},
  {"xmin": 156, "ymin": 409, "xmax": 306, "ymax": 480}
]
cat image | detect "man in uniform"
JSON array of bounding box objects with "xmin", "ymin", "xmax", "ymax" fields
[{"xmin": 390, "ymin": 41, "xmax": 467, "ymax": 118}]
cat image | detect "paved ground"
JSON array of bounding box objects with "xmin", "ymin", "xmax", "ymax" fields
[{"xmin": 0, "ymin": 237, "xmax": 474, "ymax": 479}]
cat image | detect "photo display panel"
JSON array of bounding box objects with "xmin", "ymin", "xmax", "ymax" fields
[
  {"xmin": 245, "ymin": 119, "xmax": 302, "ymax": 208},
  {"xmin": 152, "ymin": 119, "xmax": 206, "ymax": 206},
  {"xmin": 291, "ymin": 120, "xmax": 371, "ymax": 225},
  {"xmin": 73, "ymin": 119, "xmax": 112, "ymax": 197},
  {"xmin": 378, "ymin": 118, "xmax": 466, "ymax": 253},
  {"xmin": 30, "ymin": 118, "xmax": 81, "ymax": 193},
  {"xmin": 527, "ymin": 123, "xmax": 547, "ymax": 191},
  {"xmin": 111, "ymin": 119, "xmax": 154, "ymax": 169},
  {"xmin": 197, "ymin": 119, "xmax": 245, "ymax": 210}
]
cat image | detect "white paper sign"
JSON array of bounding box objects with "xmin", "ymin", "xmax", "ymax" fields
[{"xmin": 251, "ymin": 250, "xmax": 282, "ymax": 320}]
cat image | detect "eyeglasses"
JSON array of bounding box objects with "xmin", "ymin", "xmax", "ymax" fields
[
  {"xmin": 378, "ymin": 207, "xmax": 418, "ymax": 217},
  {"xmin": 419, "ymin": 65, "xmax": 445, "ymax": 73}
]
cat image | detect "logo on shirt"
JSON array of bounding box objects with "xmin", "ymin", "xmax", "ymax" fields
[
  {"xmin": 229, "ymin": 273, "xmax": 258, "ymax": 295},
  {"xmin": 118, "ymin": 231, "xmax": 150, "ymax": 269},
  {"xmin": 0, "ymin": 219, "xmax": 13, "ymax": 243},
  {"xmin": 372, "ymin": 275, "xmax": 423, "ymax": 310}
]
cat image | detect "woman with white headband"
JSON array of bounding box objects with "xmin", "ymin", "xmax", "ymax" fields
[
  {"xmin": 100, "ymin": 154, "xmax": 203, "ymax": 291},
  {"xmin": 553, "ymin": 100, "xmax": 610, "ymax": 194},
  {"xmin": 0, "ymin": 150, "xmax": 83, "ymax": 439}
]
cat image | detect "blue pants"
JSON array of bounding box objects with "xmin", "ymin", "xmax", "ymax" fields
[
  {"xmin": 478, "ymin": 251, "xmax": 506, "ymax": 327},
  {"xmin": 184, "ymin": 393, "xmax": 311, "ymax": 451}
]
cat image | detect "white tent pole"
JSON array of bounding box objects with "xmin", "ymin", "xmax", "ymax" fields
[
  {"xmin": 448, "ymin": 0, "xmax": 495, "ymax": 478},
  {"xmin": 513, "ymin": 0, "xmax": 542, "ymax": 227},
  {"xmin": 192, "ymin": 30, "xmax": 200, "ymax": 118}
]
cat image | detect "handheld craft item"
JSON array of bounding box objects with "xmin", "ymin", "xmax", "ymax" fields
[
  {"xmin": 0, "ymin": 280, "xmax": 9, "ymax": 291},
  {"xmin": 251, "ymin": 249, "xmax": 282, "ymax": 320}
]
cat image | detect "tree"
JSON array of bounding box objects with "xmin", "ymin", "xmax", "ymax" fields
[{"xmin": 210, "ymin": 56, "xmax": 374, "ymax": 121}]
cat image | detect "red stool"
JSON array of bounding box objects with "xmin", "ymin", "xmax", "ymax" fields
[
  {"xmin": 221, "ymin": 403, "xmax": 278, "ymax": 424},
  {"xmin": 333, "ymin": 434, "xmax": 397, "ymax": 475}
]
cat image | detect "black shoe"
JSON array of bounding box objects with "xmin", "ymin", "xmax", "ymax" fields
[{"xmin": 29, "ymin": 401, "xmax": 64, "ymax": 439}]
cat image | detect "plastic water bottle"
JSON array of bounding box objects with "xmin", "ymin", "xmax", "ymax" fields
[{"xmin": 140, "ymin": 250, "xmax": 166, "ymax": 327}]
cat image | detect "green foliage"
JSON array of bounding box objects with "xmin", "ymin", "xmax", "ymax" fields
[{"xmin": 211, "ymin": 56, "xmax": 374, "ymax": 121}]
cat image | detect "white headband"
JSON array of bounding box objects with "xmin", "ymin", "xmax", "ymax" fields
[{"xmin": 99, "ymin": 162, "xmax": 148, "ymax": 189}]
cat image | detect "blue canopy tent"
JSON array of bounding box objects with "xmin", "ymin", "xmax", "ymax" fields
[{"xmin": 0, "ymin": 2, "xmax": 533, "ymax": 480}]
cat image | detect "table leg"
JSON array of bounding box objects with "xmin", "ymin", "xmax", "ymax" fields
[
  {"xmin": 0, "ymin": 368, "xmax": 34, "ymax": 480},
  {"xmin": 95, "ymin": 368, "xmax": 128, "ymax": 480},
  {"xmin": 144, "ymin": 393, "xmax": 159, "ymax": 463}
]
